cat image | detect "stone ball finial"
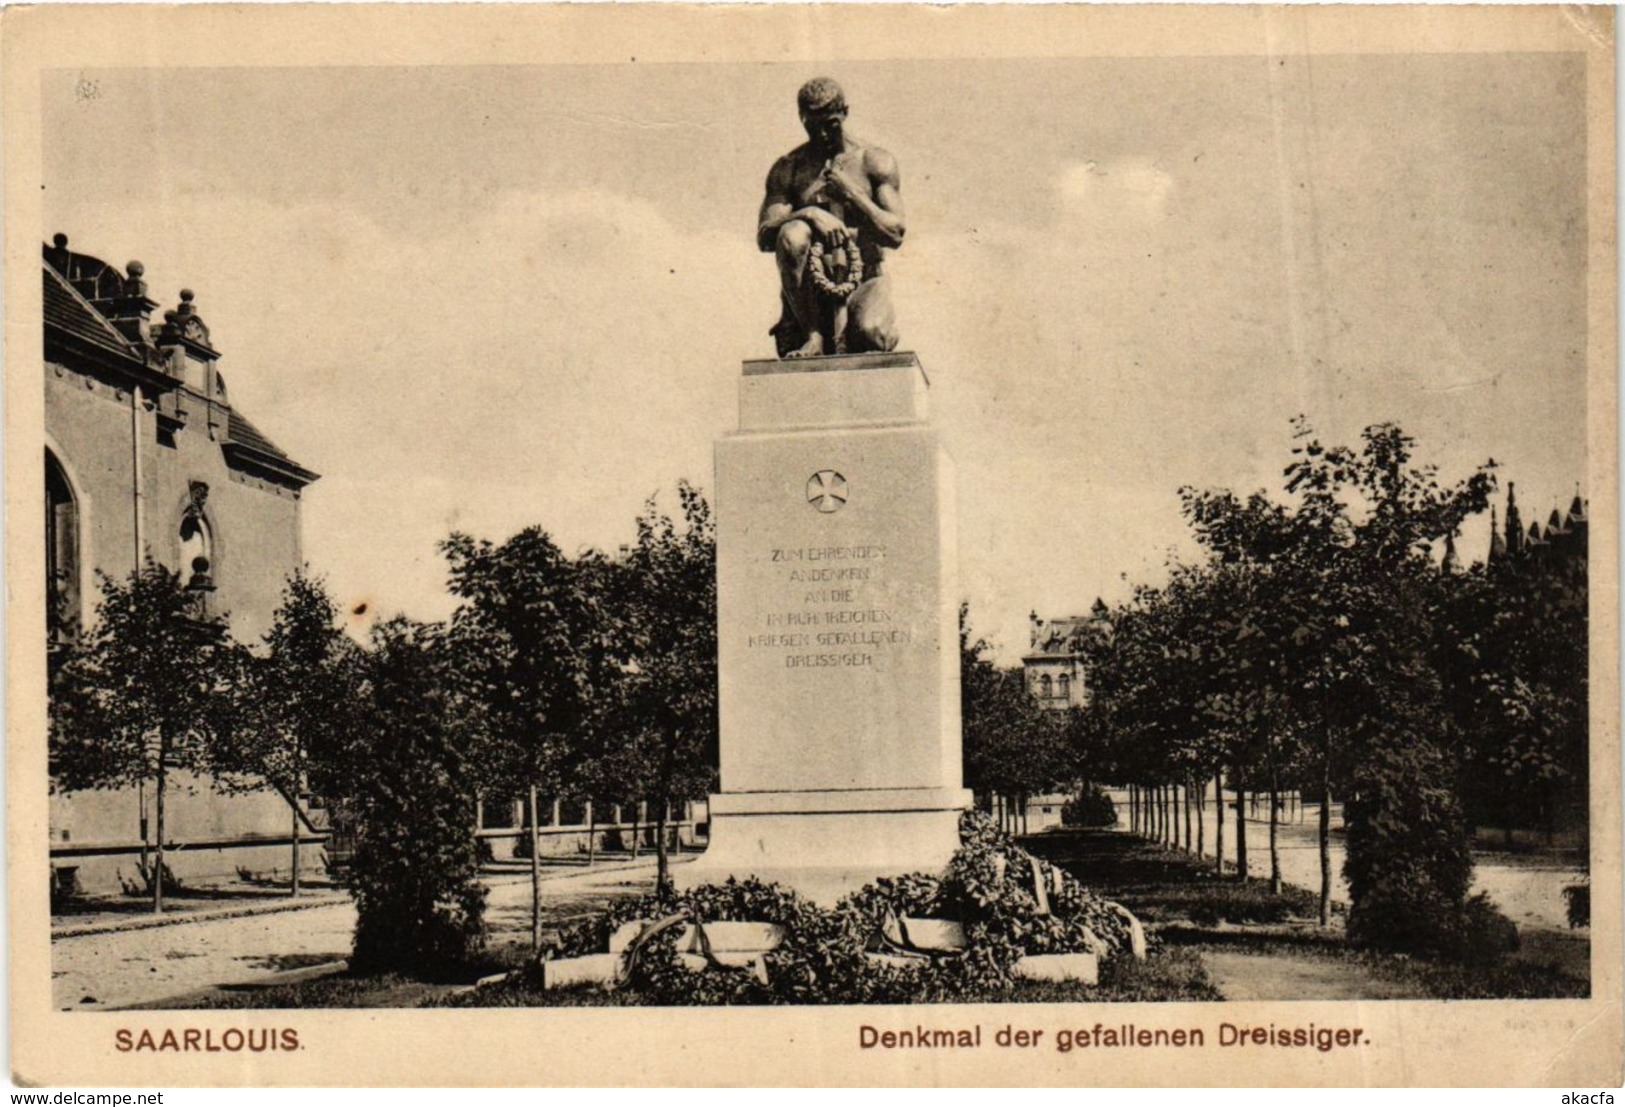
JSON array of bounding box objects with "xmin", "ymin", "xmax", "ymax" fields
[
  {"xmin": 127, "ymin": 260, "xmax": 144, "ymax": 277},
  {"xmin": 52, "ymin": 233, "xmax": 69, "ymax": 249}
]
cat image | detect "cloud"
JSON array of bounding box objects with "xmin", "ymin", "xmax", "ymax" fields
[
  {"xmin": 48, "ymin": 185, "xmax": 765, "ymax": 628},
  {"xmin": 1055, "ymin": 157, "xmax": 1176, "ymax": 225}
]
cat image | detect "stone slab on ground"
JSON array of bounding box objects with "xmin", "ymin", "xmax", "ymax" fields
[{"xmin": 1012, "ymin": 952, "xmax": 1098, "ymax": 985}]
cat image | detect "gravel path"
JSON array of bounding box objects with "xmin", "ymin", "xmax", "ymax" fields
[
  {"xmin": 52, "ymin": 861, "xmax": 669, "ymax": 1011},
  {"xmin": 1201, "ymin": 949, "xmax": 1430, "ymax": 1001},
  {"xmin": 1106, "ymin": 789, "xmax": 1584, "ymax": 931}
]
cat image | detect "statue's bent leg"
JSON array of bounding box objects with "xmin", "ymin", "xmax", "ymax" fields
[
  {"xmin": 775, "ymin": 220, "xmax": 825, "ymax": 358},
  {"xmin": 847, "ymin": 275, "xmax": 899, "ymax": 353}
]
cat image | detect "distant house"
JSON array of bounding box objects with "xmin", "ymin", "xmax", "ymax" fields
[
  {"xmin": 45, "ymin": 234, "xmax": 320, "ymax": 896},
  {"xmin": 1021, "ymin": 601, "xmax": 1108, "ymax": 710}
]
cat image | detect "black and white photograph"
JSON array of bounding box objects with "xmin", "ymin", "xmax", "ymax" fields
[{"xmin": 7, "ymin": 3, "xmax": 1618, "ymax": 1088}]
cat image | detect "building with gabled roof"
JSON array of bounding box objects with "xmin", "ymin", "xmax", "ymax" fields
[
  {"xmin": 45, "ymin": 233, "xmax": 321, "ymax": 897},
  {"xmin": 1021, "ymin": 602, "xmax": 1108, "ymax": 710}
]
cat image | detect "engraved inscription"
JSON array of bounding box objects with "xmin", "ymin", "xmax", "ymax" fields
[{"xmin": 752, "ymin": 542, "xmax": 913, "ymax": 670}]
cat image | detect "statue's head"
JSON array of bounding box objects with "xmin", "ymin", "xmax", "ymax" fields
[{"xmin": 797, "ymin": 77, "xmax": 848, "ymax": 152}]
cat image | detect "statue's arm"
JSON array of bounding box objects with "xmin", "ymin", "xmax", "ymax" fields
[
  {"xmin": 759, "ymin": 153, "xmax": 847, "ymax": 250},
  {"xmin": 844, "ymin": 147, "xmax": 905, "ymax": 249},
  {"xmin": 757, "ymin": 157, "xmax": 798, "ymax": 252}
]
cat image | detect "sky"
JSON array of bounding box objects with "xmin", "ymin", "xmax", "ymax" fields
[{"xmin": 43, "ymin": 52, "xmax": 1590, "ymax": 663}]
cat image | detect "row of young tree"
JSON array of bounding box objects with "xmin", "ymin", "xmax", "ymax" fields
[
  {"xmin": 966, "ymin": 420, "xmax": 1586, "ymax": 958},
  {"xmin": 49, "ymin": 483, "xmax": 718, "ymax": 971},
  {"xmin": 49, "ymin": 422, "xmax": 1585, "ymax": 965}
]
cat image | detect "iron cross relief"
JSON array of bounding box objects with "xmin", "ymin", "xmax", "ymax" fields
[{"xmin": 807, "ymin": 470, "xmax": 848, "ymax": 513}]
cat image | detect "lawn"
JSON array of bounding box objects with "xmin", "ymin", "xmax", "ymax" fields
[
  {"xmin": 1028, "ymin": 828, "xmax": 1588, "ymax": 1001},
  {"xmin": 147, "ymin": 828, "xmax": 1584, "ymax": 1008}
]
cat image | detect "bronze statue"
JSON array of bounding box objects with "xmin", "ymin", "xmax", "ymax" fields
[{"xmin": 758, "ymin": 78, "xmax": 905, "ymax": 359}]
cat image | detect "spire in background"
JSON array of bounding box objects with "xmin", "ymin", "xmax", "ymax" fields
[{"xmin": 1505, "ymin": 482, "xmax": 1523, "ymax": 558}]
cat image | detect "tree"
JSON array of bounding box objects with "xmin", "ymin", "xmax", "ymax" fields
[
  {"xmin": 599, "ymin": 482, "xmax": 720, "ymax": 894},
  {"xmin": 348, "ymin": 617, "xmax": 488, "ymax": 975},
  {"xmin": 1444, "ymin": 520, "xmax": 1587, "ymax": 847},
  {"xmin": 442, "ymin": 526, "xmax": 613, "ymax": 945},
  {"xmin": 224, "ymin": 571, "xmax": 365, "ymax": 896},
  {"xmin": 961, "ymin": 606, "xmax": 1070, "ymax": 832},
  {"xmin": 49, "ymin": 560, "xmax": 245, "ymax": 912},
  {"xmin": 1186, "ymin": 420, "xmax": 1496, "ymax": 945}
]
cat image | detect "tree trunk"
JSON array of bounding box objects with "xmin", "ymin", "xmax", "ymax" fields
[
  {"xmin": 529, "ymin": 786, "xmax": 542, "ymax": 952},
  {"xmin": 1319, "ymin": 756, "xmax": 1333, "ymax": 927},
  {"xmin": 1130, "ymin": 785, "xmax": 1139, "ymax": 835},
  {"xmin": 1214, "ymin": 771, "xmax": 1225, "ymax": 876},
  {"xmin": 1183, "ymin": 778, "xmax": 1193, "ymax": 853},
  {"xmin": 1269, "ymin": 770, "xmax": 1282, "ymax": 895},
  {"xmin": 1195, "ymin": 775, "xmax": 1206, "ymax": 860},
  {"xmin": 138, "ymin": 780, "xmax": 149, "ymax": 874},
  {"xmin": 1234, "ymin": 779, "xmax": 1248, "ymax": 882},
  {"xmin": 153, "ymin": 739, "xmax": 167, "ymax": 914},
  {"xmin": 655, "ymin": 738, "xmax": 677, "ymax": 894},
  {"xmin": 586, "ymin": 800, "xmax": 596, "ymax": 868},
  {"xmin": 290, "ymin": 801, "xmax": 301, "ymax": 898},
  {"xmin": 655, "ymin": 795, "xmax": 670, "ymax": 894}
]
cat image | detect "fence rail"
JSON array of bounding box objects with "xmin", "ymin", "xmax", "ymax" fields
[
  {"xmin": 475, "ymin": 820, "xmax": 699, "ymax": 841},
  {"xmin": 50, "ymin": 832, "xmax": 328, "ymax": 859}
]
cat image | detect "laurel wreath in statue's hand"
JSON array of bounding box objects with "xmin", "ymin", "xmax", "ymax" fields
[{"xmin": 808, "ymin": 237, "xmax": 864, "ymax": 300}]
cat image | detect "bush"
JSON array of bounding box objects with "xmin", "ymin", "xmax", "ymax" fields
[
  {"xmin": 551, "ymin": 811, "xmax": 1136, "ymax": 1004},
  {"xmin": 1456, "ymin": 893, "xmax": 1519, "ymax": 964},
  {"xmin": 348, "ymin": 621, "xmax": 487, "ymax": 977},
  {"xmin": 120, "ymin": 858, "xmax": 184, "ymax": 899},
  {"xmin": 1563, "ymin": 883, "xmax": 1589, "ymax": 929},
  {"xmin": 1344, "ymin": 737, "xmax": 1477, "ymax": 958},
  {"xmin": 1062, "ymin": 785, "xmax": 1118, "ymax": 828}
]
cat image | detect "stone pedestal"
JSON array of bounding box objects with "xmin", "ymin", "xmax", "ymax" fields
[{"xmin": 677, "ymin": 352, "xmax": 971, "ymax": 904}]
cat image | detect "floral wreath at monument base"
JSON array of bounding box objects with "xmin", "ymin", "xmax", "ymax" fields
[
  {"xmin": 520, "ymin": 810, "xmax": 1148, "ymax": 1005},
  {"xmin": 808, "ymin": 237, "xmax": 865, "ymax": 300}
]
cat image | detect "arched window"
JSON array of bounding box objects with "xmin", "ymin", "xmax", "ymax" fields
[
  {"xmin": 1057, "ymin": 673, "xmax": 1071, "ymax": 701},
  {"xmin": 1040, "ymin": 674, "xmax": 1053, "ymax": 699},
  {"xmin": 45, "ymin": 450, "xmax": 80, "ymax": 638}
]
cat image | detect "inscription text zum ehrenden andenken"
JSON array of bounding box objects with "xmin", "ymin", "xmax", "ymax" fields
[{"xmin": 751, "ymin": 545, "xmax": 912, "ymax": 669}]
